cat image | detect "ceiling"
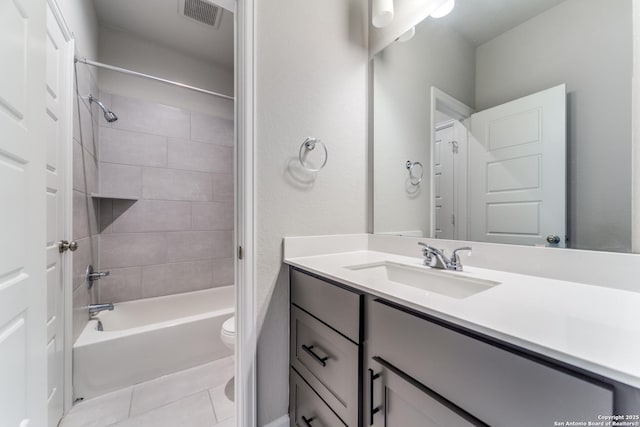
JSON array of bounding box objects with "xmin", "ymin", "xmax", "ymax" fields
[
  {"xmin": 437, "ymin": 0, "xmax": 568, "ymax": 46},
  {"xmin": 93, "ymin": 0, "xmax": 234, "ymax": 70}
]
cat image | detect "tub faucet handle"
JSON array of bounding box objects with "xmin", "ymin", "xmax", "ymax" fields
[{"xmin": 86, "ymin": 265, "xmax": 110, "ymax": 289}]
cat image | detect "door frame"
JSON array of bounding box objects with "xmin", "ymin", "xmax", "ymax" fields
[
  {"xmin": 235, "ymin": 0, "xmax": 258, "ymax": 424},
  {"xmin": 429, "ymin": 87, "xmax": 474, "ymax": 239},
  {"xmin": 47, "ymin": 0, "xmax": 74, "ymax": 415}
]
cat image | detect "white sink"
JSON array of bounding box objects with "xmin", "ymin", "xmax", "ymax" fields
[{"xmin": 345, "ymin": 261, "xmax": 499, "ymax": 299}]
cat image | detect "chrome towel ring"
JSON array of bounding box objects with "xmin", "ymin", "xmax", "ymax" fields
[
  {"xmin": 406, "ymin": 160, "xmax": 423, "ymax": 185},
  {"xmin": 299, "ymin": 137, "xmax": 328, "ymax": 172}
]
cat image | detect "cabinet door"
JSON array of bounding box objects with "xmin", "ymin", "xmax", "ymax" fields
[{"xmin": 367, "ymin": 357, "xmax": 482, "ymax": 427}]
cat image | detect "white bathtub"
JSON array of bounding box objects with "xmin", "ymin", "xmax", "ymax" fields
[{"xmin": 73, "ymin": 286, "xmax": 234, "ymax": 400}]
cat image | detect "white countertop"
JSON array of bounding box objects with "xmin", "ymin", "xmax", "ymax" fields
[{"xmin": 285, "ymin": 249, "xmax": 640, "ymax": 389}]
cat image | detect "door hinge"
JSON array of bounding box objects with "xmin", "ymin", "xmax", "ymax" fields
[
  {"xmin": 238, "ymin": 246, "xmax": 243, "ymax": 260},
  {"xmin": 452, "ymin": 214, "xmax": 456, "ymax": 226}
]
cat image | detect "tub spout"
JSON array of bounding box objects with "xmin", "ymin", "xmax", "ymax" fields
[{"xmin": 88, "ymin": 303, "xmax": 114, "ymax": 316}]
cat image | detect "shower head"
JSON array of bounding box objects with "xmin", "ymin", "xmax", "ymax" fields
[{"xmin": 88, "ymin": 94, "xmax": 118, "ymax": 123}]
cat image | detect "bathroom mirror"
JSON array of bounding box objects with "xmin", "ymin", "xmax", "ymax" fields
[{"xmin": 372, "ymin": 0, "xmax": 633, "ymax": 252}]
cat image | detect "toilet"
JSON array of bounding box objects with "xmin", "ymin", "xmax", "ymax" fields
[{"xmin": 220, "ymin": 316, "xmax": 235, "ymax": 351}]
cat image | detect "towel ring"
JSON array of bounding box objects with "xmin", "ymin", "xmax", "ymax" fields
[
  {"xmin": 406, "ymin": 160, "xmax": 423, "ymax": 185},
  {"xmin": 299, "ymin": 137, "xmax": 328, "ymax": 172}
]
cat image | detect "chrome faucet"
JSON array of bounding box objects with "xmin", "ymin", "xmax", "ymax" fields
[
  {"xmin": 88, "ymin": 303, "xmax": 114, "ymax": 316},
  {"xmin": 418, "ymin": 242, "xmax": 472, "ymax": 271}
]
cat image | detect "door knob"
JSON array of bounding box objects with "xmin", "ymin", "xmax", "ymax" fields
[
  {"xmin": 546, "ymin": 235, "xmax": 561, "ymax": 245},
  {"xmin": 58, "ymin": 240, "xmax": 79, "ymax": 253}
]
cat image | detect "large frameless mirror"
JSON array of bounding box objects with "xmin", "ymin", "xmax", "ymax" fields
[{"xmin": 372, "ymin": 0, "xmax": 633, "ymax": 252}]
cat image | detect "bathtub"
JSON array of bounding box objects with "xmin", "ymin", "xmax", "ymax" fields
[{"xmin": 73, "ymin": 286, "xmax": 234, "ymax": 400}]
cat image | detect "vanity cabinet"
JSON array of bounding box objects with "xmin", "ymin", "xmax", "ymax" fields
[
  {"xmin": 290, "ymin": 268, "xmax": 364, "ymax": 426},
  {"xmin": 365, "ymin": 298, "xmax": 614, "ymax": 427},
  {"xmin": 289, "ymin": 267, "xmax": 620, "ymax": 427}
]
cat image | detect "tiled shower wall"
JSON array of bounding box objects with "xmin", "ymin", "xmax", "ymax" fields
[
  {"xmin": 71, "ymin": 63, "xmax": 101, "ymax": 342},
  {"xmin": 97, "ymin": 93, "xmax": 234, "ymax": 303}
]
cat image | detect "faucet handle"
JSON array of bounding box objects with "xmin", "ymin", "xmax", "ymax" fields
[{"xmin": 450, "ymin": 247, "xmax": 472, "ymax": 271}]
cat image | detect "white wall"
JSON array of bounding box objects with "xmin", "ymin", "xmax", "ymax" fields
[
  {"xmin": 57, "ymin": 0, "xmax": 98, "ymax": 59},
  {"xmin": 97, "ymin": 26, "xmax": 233, "ymax": 118},
  {"xmin": 373, "ymin": 19, "xmax": 475, "ymax": 236},
  {"xmin": 476, "ymin": 0, "xmax": 632, "ymax": 252},
  {"xmin": 254, "ymin": 0, "xmax": 369, "ymax": 423}
]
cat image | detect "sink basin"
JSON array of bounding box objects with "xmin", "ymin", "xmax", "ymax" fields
[{"xmin": 345, "ymin": 261, "xmax": 499, "ymax": 299}]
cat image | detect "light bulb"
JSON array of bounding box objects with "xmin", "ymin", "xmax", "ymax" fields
[
  {"xmin": 397, "ymin": 27, "xmax": 416, "ymax": 42},
  {"xmin": 372, "ymin": 0, "xmax": 394, "ymax": 28},
  {"xmin": 431, "ymin": 0, "xmax": 455, "ymax": 18}
]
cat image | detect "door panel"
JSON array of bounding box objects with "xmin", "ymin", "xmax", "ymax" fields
[
  {"xmin": 434, "ymin": 124, "xmax": 455, "ymax": 239},
  {"xmin": 469, "ymin": 85, "xmax": 566, "ymax": 246},
  {"xmin": 45, "ymin": 4, "xmax": 71, "ymax": 426},
  {"xmin": 0, "ymin": 0, "xmax": 48, "ymax": 425}
]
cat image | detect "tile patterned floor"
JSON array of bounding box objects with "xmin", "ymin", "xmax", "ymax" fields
[{"xmin": 61, "ymin": 356, "xmax": 235, "ymax": 427}]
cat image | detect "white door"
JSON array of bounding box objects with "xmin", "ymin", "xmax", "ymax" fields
[
  {"xmin": 45, "ymin": 4, "xmax": 72, "ymax": 426},
  {"xmin": 434, "ymin": 123, "xmax": 455, "ymax": 239},
  {"xmin": 468, "ymin": 84, "xmax": 566, "ymax": 247},
  {"xmin": 0, "ymin": 0, "xmax": 49, "ymax": 426}
]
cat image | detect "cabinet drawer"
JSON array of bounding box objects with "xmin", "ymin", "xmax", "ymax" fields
[
  {"xmin": 369, "ymin": 298, "xmax": 614, "ymax": 427},
  {"xmin": 290, "ymin": 367, "xmax": 347, "ymax": 427},
  {"xmin": 291, "ymin": 306, "xmax": 359, "ymax": 427},
  {"xmin": 291, "ymin": 268, "xmax": 362, "ymax": 343}
]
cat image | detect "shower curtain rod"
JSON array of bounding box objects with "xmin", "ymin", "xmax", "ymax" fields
[{"xmin": 75, "ymin": 57, "xmax": 235, "ymax": 101}]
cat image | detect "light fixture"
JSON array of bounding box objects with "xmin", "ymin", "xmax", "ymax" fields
[
  {"xmin": 431, "ymin": 0, "xmax": 455, "ymax": 18},
  {"xmin": 372, "ymin": 0, "xmax": 394, "ymax": 28},
  {"xmin": 397, "ymin": 26, "xmax": 416, "ymax": 42}
]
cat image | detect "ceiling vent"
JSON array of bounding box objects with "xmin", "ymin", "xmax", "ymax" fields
[{"xmin": 179, "ymin": 0, "xmax": 223, "ymax": 29}]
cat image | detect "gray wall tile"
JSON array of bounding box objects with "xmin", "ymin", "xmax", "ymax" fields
[
  {"xmin": 192, "ymin": 202, "xmax": 233, "ymax": 230},
  {"xmin": 141, "ymin": 260, "xmax": 213, "ymax": 298},
  {"xmin": 111, "ymin": 95, "xmax": 190, "ymax": 139},
  {"xmin": 142, "ymin": 168, "xmax": 213, "ymax": 201},
  {"xmin": 112, "ymin": 200, "xmax": 192, "ymax": 233},
  {"xmin": 100, "ymin": 163, "xmax": 143, "ymax": 198},
  {"xmin": 168, "ymin": 138, "xmax": 232, "ymax": 174},
  {"xmin": 167, "ymin": 231, "xmax": 233, "ymax": 262},
  {"xmin": 72, "ymin": 285, "xmax": 90, "ymax": 343},
  {"xmin": 190, "ymin": 112, "xmax": 234, "ymax": 146},
  {"xmin": 212, "ymin": 174, "xmax": 233, "ymax": 201},
  {"xmin": 99, "ymin": 267, "xmax": 143, "ymax": 303},
  {"xmin": 73, "ymin": 190, "xmax": 90, "ymax": 240},
  {"xmin": 100, "ymin": 127, "xmax": 168, "ymax": 167},
  {"xmin": 72, "ymin": 236, "xmax": 95, "ymax": 291},
  {"xmin": 73, "ymin": 141, "xmax": 99, "ymax": 193},
  {"xmin": 101, "ymin": 233, "xmax": 168, "ymax": 268},
  {"xmin": 212, "ymin": 258, "xmax": 234, "ymax": 287},
  {"xmin": 90, "ymin": 93, "xmax": 236, "ymax": 303}
]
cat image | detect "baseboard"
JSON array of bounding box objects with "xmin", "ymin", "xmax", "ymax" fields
[{"xmin": 263, "ymin": 414, "xmax": 289, "ymax": 427}]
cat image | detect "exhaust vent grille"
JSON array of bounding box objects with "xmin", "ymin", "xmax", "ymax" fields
[{"xmin": 181, "ymin": 0, "xmax": 222, "ymax": 28}]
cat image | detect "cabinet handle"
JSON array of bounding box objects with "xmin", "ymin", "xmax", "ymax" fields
[
  {"xmin": 301, "ymin": 344, "xmax": 328, "ymax": 367},
  {"xmin": 301, "ymin": 415, "xmax": 314, "ymax": 426},
  {"xmin": 372, "ymin": 356, "xmax": 489, "ymax": 426},
  {"xmin": 368, "ymin": 368, "xmax": 381, "ymax": 425}
]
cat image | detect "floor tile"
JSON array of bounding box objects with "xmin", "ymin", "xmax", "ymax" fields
[
  {"xmin": 111, "ymin": 391, "xmax": 216, "ymax": 427},
  {"xmin": 130, "ymin": 356, "xmax": 234, "ymax": 416},
  {"xmin": 214, "ymin": 417, "xmax": 236, "ymax": 427},
  {"xmin": 60, "ymin": 387, "xmax": 132, "ymax": 427},
  {"xmin": 209, "ymin": 379, "xmax": 234, "ymax": 421}
]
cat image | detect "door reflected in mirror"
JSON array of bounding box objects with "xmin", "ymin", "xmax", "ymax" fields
[{"xmin": 372, "ymin": 0, "xmax": 632, "ymax": 252}]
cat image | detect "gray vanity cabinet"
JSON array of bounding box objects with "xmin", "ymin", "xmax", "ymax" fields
[
  {"xmin": 289, "ymin": 268, "xmax": 364, "ymax": 427},
  {"xmin": 365, "ymin": 298, "xmax": 615, "ymax": 427}
]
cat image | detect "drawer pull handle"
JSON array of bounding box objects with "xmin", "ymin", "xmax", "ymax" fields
[
  {"xmin": 368, "ymin": 368, "xmax": 381, "ymax": 425},
  {"xmin": 301, "ymin": 415, "xmax": 314, "ymax": 426},
  {"xmin": 301, "ymin": 344, "xmax": 328, "ymax": 367}
]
